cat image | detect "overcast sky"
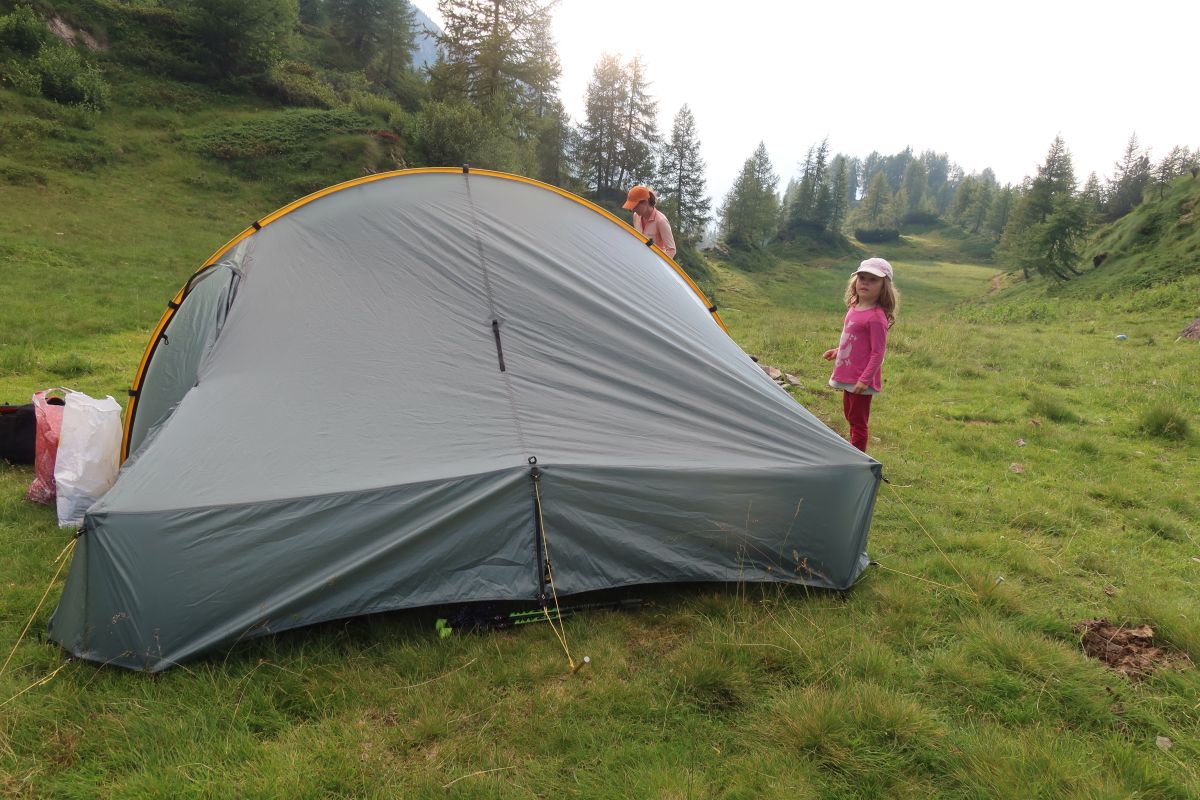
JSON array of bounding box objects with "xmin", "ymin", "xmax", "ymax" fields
[{"xmin": 415, "ymin": 0, "xmax": 1195, "ymax": 204}]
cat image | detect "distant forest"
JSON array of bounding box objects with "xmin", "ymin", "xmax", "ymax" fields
[{"xmin": 2, "ymin": 0, "xmax": 1197, "ymax": 281}]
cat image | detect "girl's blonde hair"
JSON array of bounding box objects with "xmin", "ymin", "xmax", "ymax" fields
[{"xmin": 845, "ymin": 275, "xmax": 899, "ymax": 328}]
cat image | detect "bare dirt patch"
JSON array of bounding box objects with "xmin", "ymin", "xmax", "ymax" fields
[{"xmin": 1074, "ymin": 619, "xmax": 1193, "ymax": 679}]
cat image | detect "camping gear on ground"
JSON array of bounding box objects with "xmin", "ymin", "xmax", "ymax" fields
[
  {"xmin": 49, "ymin": 168, "xmax": 881, "ymax": 672},
  {"xmin": 26, "ymin": 390, "xmax": 67, "ymax": 504},
  {"xmin": 54, "ymin": 391, "xmax": 122, "ymax": 529},
  {"xmin": 0, "ymin": 403, "xmax": 36, "ymax": 465},
  {"xmin": 435, "ymin": 599, "xmax": 643, "ymax": 638}
]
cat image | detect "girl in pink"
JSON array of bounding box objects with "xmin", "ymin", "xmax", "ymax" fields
[{"xmin": 822, "ymin": 258, "xmax": 898, "ymax": 453}]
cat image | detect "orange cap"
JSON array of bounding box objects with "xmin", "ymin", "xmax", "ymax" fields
[{"xmin": 622, "ymin": 185, "xmax": 651, "ymax": 210}]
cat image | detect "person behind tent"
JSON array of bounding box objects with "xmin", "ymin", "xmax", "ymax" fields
[
  {"xmin": 822, "ymin": 257, "xmax": 898, "ymax": 453},
  {"xmin": 622, "ymin": 185, "xmax": 677, "ymax": 259}
]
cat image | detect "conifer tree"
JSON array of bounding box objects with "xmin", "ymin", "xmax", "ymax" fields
[
  {"xmin": 191, "ymin": 0, "xmax": 297, "ymax": 78},
  {"xmin": 786, "ymin": 138, "xmax": 830, "ymax": 233},
  {"xmin": 983, "ymin": 185, "xmax": 1014, "ymax": 239},
  {"xmin": 577, "ymin": 53, "xmax": 626, "ymax": 194},
  {"xmin": 966, "ymin": 169, "xmax": 995, "ymax": 234},
  {"xmin": 658, "ymin": 104, "xmax": 710, "ymax": 243},
  {"xmin": 615, "ymin": 55, "xmax": 658, "ymax": 188},
  {"xmin": 328, "ymin": 0, "xmax": 415, "ymax": 70},
  {"xmin": 577, "ymin": 54, "xmax": 659, "ymax": 196},
  {"xmin": 829, "ymin": 157, "xmax": 849, "ymax": 234},
  {"xmin": 997, "ymin": 136, "xmax": 1087, "ymax": 281},
  {"xmin": 720, "ymin": 142, "xmax": 778, "ymax": 248},
  {"xmin": 855, "ymin": 171, "xmax": 895, "ymax": 229},
  {"xmin": 1080, "ymin": 172, "xmax": 1104, "ymax": 224},
  {"xmin": 430, "ymin": 0, "xmax": 560, "ymax": 132},
  {"xmin": 1105, "ymin": 133, "xmax": 1151, "ymax": 219}
]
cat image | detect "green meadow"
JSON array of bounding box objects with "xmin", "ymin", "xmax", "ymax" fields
[{"xmin": 3, "ymin": 83, "xmax": 1200, "ymax": 798}]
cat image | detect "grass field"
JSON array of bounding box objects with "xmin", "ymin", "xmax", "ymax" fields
[{"xmin": 3, "ymin": 85, "xmax": 1200, "ymax": 798}]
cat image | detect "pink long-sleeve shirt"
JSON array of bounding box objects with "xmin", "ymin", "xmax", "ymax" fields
[
  {"xmin": 830, "ymin": 305, "xmax": 889, "ymax": 392},
  {"xmin": 632, "ymin": 208, "xmax": 677, "ymax": 258}
]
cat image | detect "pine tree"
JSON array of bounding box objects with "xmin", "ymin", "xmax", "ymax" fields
[
  {"xmin": 966, "ymin": 170, "xmax": 995, "ymax": 234},
  {"xmin": 854, "ymin": 171, "xmax": 895, "ymax": 229},
  {"xmin": 1104, "ymin": 133, "xmax": 1151, "ymax": 220},
  {"xmin": 430, "ymin": 0, "xmax": 560, "ymax": 136},
  {"xmin": 615, "ymin": 55, "xmax": 658, "ymax": 188},
  {"xmin": 658, "ymin": 104, "xmax": 710, "ymax": 243},
  {"xmin": 720, "ymin": 142, "xmax": 778, "ymax": 248},
  {"xmin": 191, "ymin": 0, "xmax": 298, "ymax": 78},
  {"xmin": 786, "ymin": 138, "xmax": 830, "ymax": 233},
  {"xmin": 577, "ymin": 53, "xmax": 626, "ymax": 194},
  {"xmin": 997, "ymin": 137, "xmax": 1087, "ymax": 281},
  {"xmin": 328, "ymin": 0, "xmax": 415, "ymax": 70},
  {"xmin": 1080, "ymin": 172, "xmax": 1104, "ymax": 225},
  {"xmin": 983, "ymin": 185, "xmax": 1014, "ymax": 239},
  {"xmin": 829, "ymin": 156, "xmax": 849, "ymax": 235},
  {"xmin": 900, "ymin": 158, "xmax": 927, "ymax": 220}
]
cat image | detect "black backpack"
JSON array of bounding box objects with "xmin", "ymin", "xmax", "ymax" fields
[{"xmin": 0, "ymin": 403, "xmax": 35, "ymax": 465}]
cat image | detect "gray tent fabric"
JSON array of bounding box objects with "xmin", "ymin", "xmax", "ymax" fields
[{"xmin": 49, "ymin": 169, "xmax": 880, "ymax": 671}]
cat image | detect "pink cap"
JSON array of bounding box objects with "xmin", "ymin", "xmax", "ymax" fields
[{"xmin": 854, "ymin": 257, "xmax": 893, "ymax": 280}]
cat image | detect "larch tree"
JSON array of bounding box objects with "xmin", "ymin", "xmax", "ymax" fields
[
  {"xmin": 658, "ymin": 104, "xmax": 711, "ymax": 243},
  {"xmin": 1105, "ymin": 133, "xmax": 1152, "ymax": 220},
  {"xmin": 998, "ymin": 136, "xmax": 1087, "ymax": 280},
  {"xmin": 577, "ymin": 53, "xmax": 627, "ymax": 194},
  {"xmin": 720, "ymin": 142, "xmax": 779, "ymax": 248},
  {"xmin": 614, "ymin": 55, "xmax": 658, "ymax": 189}
]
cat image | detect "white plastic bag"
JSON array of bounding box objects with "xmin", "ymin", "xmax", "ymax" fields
[{"xmin": 54, "ymin": 391, "xmax": 122, "ymax": 528}]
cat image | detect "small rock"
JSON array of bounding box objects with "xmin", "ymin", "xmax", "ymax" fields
[
  {"xmin": 1009, "ymin": 463, "xmax": 1026, "ymax": 474},
  {"xmin": 1103, "ymin": 585, "xmax": 1116, "ymax": 596},
  {"xmin": 784, "ymin": 373, "xmax": 803, "ymax": 386},
  {"xmin": 1016, "ymin": 438, "xmax": 1026, "ymax": 447},
  {"xmin": 763, "ymin": 366, "xmax": 783, "ymax": 380},
  {"xmin": 1156, "ymin": 736, "xmax": 1172, "ymax": 751}
]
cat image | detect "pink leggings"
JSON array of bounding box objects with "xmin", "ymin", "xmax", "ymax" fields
[{"xmin": 842, "ymin": 391, "xmax": 873, "ymax": 452}]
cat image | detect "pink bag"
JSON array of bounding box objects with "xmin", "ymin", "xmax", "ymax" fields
[{"xmin": 26, "ymin": 389, "xmax": 67, "ymax": 504}]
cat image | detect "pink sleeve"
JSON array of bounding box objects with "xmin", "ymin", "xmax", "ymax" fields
[
  {"xmin": 656, "ymin": 214, "xmax": 677, "ymax": 258},
  {"xmin": 858, "ymin": 313, "xmax": 888, "ymax": 385}
]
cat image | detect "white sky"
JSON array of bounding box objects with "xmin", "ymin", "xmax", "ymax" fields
[{"xmin": 415, "ymin": 0, "xmax": 1196, "ymax": 203}]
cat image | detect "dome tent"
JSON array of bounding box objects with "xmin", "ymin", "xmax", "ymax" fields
[{"xmin": 49, "ymin": 168, "xmax": 880, "ymax": 672}]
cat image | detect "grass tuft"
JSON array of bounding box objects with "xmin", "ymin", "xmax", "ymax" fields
[{"xmin": 1136, "ymin": 405, "xmax": 1190, "ymax": 440}]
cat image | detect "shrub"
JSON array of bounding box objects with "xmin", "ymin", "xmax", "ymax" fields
[
  {"xmin": 0, "ymin": 60, "xmax": 42, "ymax": 95},
  {"xmin": 1137, "ymin": 405, "xmax": 1190, "ymax": 440},
  {"xmin": 348, "ymin": 90, "xmax": 405, "ymax": 126},
  {"xmin": 0, "ymin": 158, "xmax": 47, "ymax": 185},
  {"xmin": 854, "ymin": 227, "xmax": 900, "ymax": 243},
  {"xmin": 191, "ymin": 110, "xmax": 371, "ymax": 161},
  {"xmin": 414, "ymin": 100, "xmax": 487, "ymax": 167},
  {"xmin": 0, "ymin": 6, "xmax": 50, "ymax": 58},
  {"xmin": 32, "ymin": 44, "xmax": 110, "ymax": 109},
  {"xmin": 262, "ymin": 60, "xmax": 339, "ymax": 109},
  {"xmin": 901, "ymin": 210, "xmax": 939, "ymax": 225}
]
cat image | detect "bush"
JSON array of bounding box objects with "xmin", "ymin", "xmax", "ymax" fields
[
  {"xmin": 0, "ymin": 6, "xmax": 50, "ymax": 58},
  {"xmin": 191, "ymin": 110, "xmax": 371, "ymax": 161},
  {"xmin": 901, "ymin": 210, "xmax": 940, "ymax": 226},
  {"xmin": 262, "ymin": 60, "xmax": 339, "ymax": 109},
  {"xmin": 414, "ymin": 100, "xmax": 487, "ymax": 167},
  {"xmin": 348, "ymin": 90, "xmax": 405, "ymax": 126},
  {"xmin": 33, "ymin": 45, "xmax": 110, "ymax": 109},
  {"xmin": 854, "ymin": 227, "xmax": 900, "ymax": 243}
]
